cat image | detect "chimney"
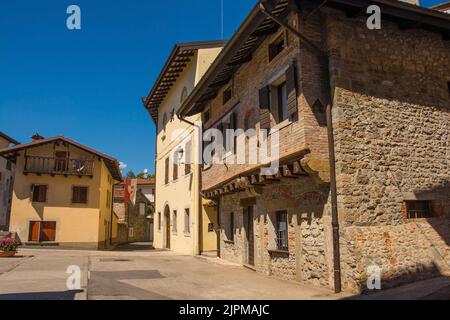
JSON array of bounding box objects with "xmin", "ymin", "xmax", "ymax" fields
[{"xmin": 31, "ymin": 133, "xmax": 45, "ymax": 141}]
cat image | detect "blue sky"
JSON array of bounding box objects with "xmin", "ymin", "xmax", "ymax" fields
[{"xmin": 0, "ymin": 0, "xmax": 443, "ymax": 175}]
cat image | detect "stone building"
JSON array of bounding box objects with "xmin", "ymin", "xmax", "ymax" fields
[
  {"xmin": 0, "ymin": 132, "xmax": 20, "ymax": 231},
  {"xmin": 178, "ymin": 0, "xmax": 450, "ymax": 293},
  {"xmin": 113, "ymin": 179, "xmax": 154, "ymax": 243}
]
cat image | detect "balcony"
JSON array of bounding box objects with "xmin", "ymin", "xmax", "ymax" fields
[{"xmin": 24, "ymin": 156, "xmax": 94, "ymax": 177}]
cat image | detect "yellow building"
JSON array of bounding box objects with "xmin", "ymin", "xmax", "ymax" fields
[
  {"xmin": 0, "ymin": 135, "xmax": 122, "ymax": 250},
  {"xmin": 143, "ymin": 41, "xmax": 224, "ymax": 256}
]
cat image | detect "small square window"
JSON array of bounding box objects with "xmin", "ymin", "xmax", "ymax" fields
[
  {"xmin": 202, "ymin": 109, "xmax": 211, "ymax": 124},
  {"xmin": 223, "ymin": 86, "xmax": 233, "ymax": 105},
  {"xmin": 406, "ymin": 201, "xmax": 432, "ymax": 219},
  {"xmin": 72, "ymin": 186, "xmax": 88, "ymax": 204},
  {"xmin": 269, "ymin": 34, "xmax": 286, "ymax": 62},
  {"xmin": 32, "ymin": 185, "xmax": 47, "ymax": 203}
]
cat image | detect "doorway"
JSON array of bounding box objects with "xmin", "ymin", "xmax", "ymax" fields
[
  {"xmin": 29, "ymin": 221, "xmax": 56, "ymax": 242},
  {"xmin": 54, "ymin": 151, "xmax": 69, "ymax": 172},
  {"xmin": 244, "ymin": 206, "xmax": 255, "ymax": 266},
  {"xmin": 164, "ymin": 205, "xmax": 171, "ymax": 249}
]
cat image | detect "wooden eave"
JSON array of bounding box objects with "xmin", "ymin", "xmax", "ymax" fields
[{"xmin": 202, "ymin": 148, "xmax": 311, "ymax": 199}]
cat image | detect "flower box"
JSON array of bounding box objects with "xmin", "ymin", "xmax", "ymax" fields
[{"xmin": 0, "ymin": 237, "xmax": 18, "ymax": 257}]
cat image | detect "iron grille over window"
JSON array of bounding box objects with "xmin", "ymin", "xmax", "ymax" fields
[
  {"xmin": 276, "ymin": 211, "xmax": 288, "ymax": 251},
  {"xmin": 406, "ymin": 201, "xmax": 432, "ymax": 219}
]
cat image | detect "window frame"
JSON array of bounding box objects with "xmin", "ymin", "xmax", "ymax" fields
[
  {"xmin": 184, "ymin": 208, "xmax": 191, "ymax": 234},
  {"xmin": 268, "ymin": 32, "xmax": 287, "ymax": 62},
  {"xmin": 72, "ymin": 186, "xmax": 89, "ymax": 204},
  {"xmin": 32, "ymin": 184, "xmax": 48, "ymax": 203},
  {"xmin": 405, "ymin": 200, "xmax": 433, "ymax": 219},
  {"xmin": 172, "ymin": 210, "xmax": 178, "ymax": 233},
  {"xmin": 275, "ymin": 211, "xmax": 289, "ymax": 252}
]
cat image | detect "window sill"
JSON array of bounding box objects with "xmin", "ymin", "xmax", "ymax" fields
[
  {"xmin": 268, "ymin": 249, "xmax": 289, "ymax": 256},
  {"xmin": 184, "ymin": 232, "xmax": 191, "ymax": 237},
  {"xmin": 224, "ymin": 240, "xmax": 235, "ymax": 245}
]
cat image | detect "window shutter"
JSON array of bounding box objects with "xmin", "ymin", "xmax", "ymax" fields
[
  {"xmin": 40, "ymin": 185, "xmax": 47, "ymax": 203},
  {"xmin": 259, "ymin": 86, "xmax": 271, "ymax": 130},
  {"xmin": 286, "ymin": 63, "xmax": 299, "ymax": 121},
  {"xmin": 80, "ymin": 187, "xmax": 88, "ymax": 204}
]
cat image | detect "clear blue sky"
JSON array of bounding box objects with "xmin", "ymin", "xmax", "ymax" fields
[{"xmin": 0, "ymin": 0, "xmax": 443, "ymax": 175}]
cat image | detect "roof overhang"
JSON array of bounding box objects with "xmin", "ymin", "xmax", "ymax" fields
[
  {"xmin": 0, "ymin": 136, "xmax": 123, "ymax": 181},
  {"xmin": 0, "ymin": 132, "xmax": 20, "ymax": 146},
  {"xmin": 143, "ymin": 40, "xmax": 227, "ymax": 123},
  {"xmin": 178, "ymin": 0, "xmax": 450, "ymax": 118}
]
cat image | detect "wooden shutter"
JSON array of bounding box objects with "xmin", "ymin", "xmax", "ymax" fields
[
  {"xmin": 80, "ymin": 187, "xmax": 88, "ymax": 204},
  {"xmin": 286, "ymin": 63, "xmax": 299, "ymax": 121},
  {"xmin": 259, "ymin": 86, "xmax": 271, "ymax": 130}
]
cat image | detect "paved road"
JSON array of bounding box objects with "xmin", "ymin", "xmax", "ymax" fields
[{"xmin": 1, "ymin": 244, "xmax": 448, "ymax": 300}]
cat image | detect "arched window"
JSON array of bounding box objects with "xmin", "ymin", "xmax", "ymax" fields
[{"xmin": 180, "ymin": 87, "xmax": 188, "ymax": 103}]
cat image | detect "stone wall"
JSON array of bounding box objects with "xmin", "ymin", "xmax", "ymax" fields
[
  {"xmin": 324, "ymin": 9, "xmax": 450, "ymax": 291},
  {"xmin": 219, "ymin": 176, "xmax": 333, "ymax": 286}
]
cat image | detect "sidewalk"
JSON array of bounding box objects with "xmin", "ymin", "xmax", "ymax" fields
[{"xmin": 350, "ymin": 276, "xmax": 450, "ymax": 300}]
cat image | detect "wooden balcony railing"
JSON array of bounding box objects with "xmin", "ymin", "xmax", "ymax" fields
[{"xmin": 24, "ymin": 156, "xmax": 94, "ymax": 177}]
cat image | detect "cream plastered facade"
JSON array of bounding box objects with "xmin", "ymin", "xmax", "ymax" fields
[
  {"xmin": 153, "ymin": 47, "xmax": 222, "ymax": 255},
  {"xmin": 0, "ymin": 136, "xmax": 15, "ymax": 230},
  {"xmin": 9, "ymin": 142, "xmax": 115, "ymax": 249}
]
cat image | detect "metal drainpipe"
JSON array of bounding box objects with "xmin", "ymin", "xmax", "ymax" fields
[
  {"xmin": 177, "ymin": 115, "xmax": 203, "ymax": 256},
  {"xmin": 259, "ymin": 0, "xmax": 342, "ymax": 293}
]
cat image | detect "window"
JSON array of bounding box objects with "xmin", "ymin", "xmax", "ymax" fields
[
  {"xmin": 269, "ymin": 33, "xmax": 286, "ymax": 62},
  {"xmin": 276, "ymin": 211, "xmax": 288, "ymax": 251},
  {"xmin": 72, "ymin": 186, "xmax": 88, "ymax": 204},
  {"xmin": 185, "ymin": 141, "xmax": 192, "ymax": 175},
  {"xmin": 173, "ymin": 210, "xmax": 177, "ymax": 232},
  {"xmin": 6, "ymin": 160, "xmax": 12, "ymax": 171},
  {"xmin": 223, "ymin": 86, "xmax": 233, "ymax": 105},
  {"xmin": 139, "ymin": 203, "xmax": 146, "ymax": 216},
  {"xmin": 29, "ymin": 221, "xmax": 56, "ymax": 242},
  {"xmin": 227, "ymin": 212, "xmax": 234, "ymax": 242},
  {"xmin": 173, "ymin": 159, "xmax": 178, "ymax": 181},
  {"xmin": 202, "ymin": 109, "xmax": 211, "ymax": 124},
  {"xmin": 165, "ymin": 158, "xmax": 170, "ymax": 184},
  {"xmin": 406, "ymin": 201, "xmax": 432, "ymax": 219},
  {"xmin": 184, "ymin": 208, "xmax": 190, "ymax": 234},
  {"xmin": 277, "ymin": 82, "xmax": 288, "ymax": 123},
  {"xmin": 106, "ymin": 190, "xmax": 111, "ymax": 208},
  {"xmin": 158, "ymin": 212, "xmax": 161, "ymax": 230},
  {"xmin": 32, "ymin": 185, "xmax": 47, "ymax": 203}
]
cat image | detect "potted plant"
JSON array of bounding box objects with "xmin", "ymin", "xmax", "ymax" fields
[{"xmin": 0, "ymin": 237, "xmax": 18, "ymax": 257}]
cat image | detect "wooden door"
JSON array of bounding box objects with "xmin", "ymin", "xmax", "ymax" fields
[
  {"xmin": 41, "ymin": 222, "xmax": 56, "ymax": 242},
  {"xmin": 245, "ymin": 207, "xmax": 255, "ymax": 266},
  {"xmin": 29, "ymin": 221, "xmax": 40, "ymax": 242},
  {"xmin": 165, "ymin": 212, "xmax": 171, "ymax": 249}
]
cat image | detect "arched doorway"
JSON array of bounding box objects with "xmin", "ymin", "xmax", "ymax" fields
[{"xmin": 164, "ymin": 205, "xmax": 171, "ymax": 249}]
